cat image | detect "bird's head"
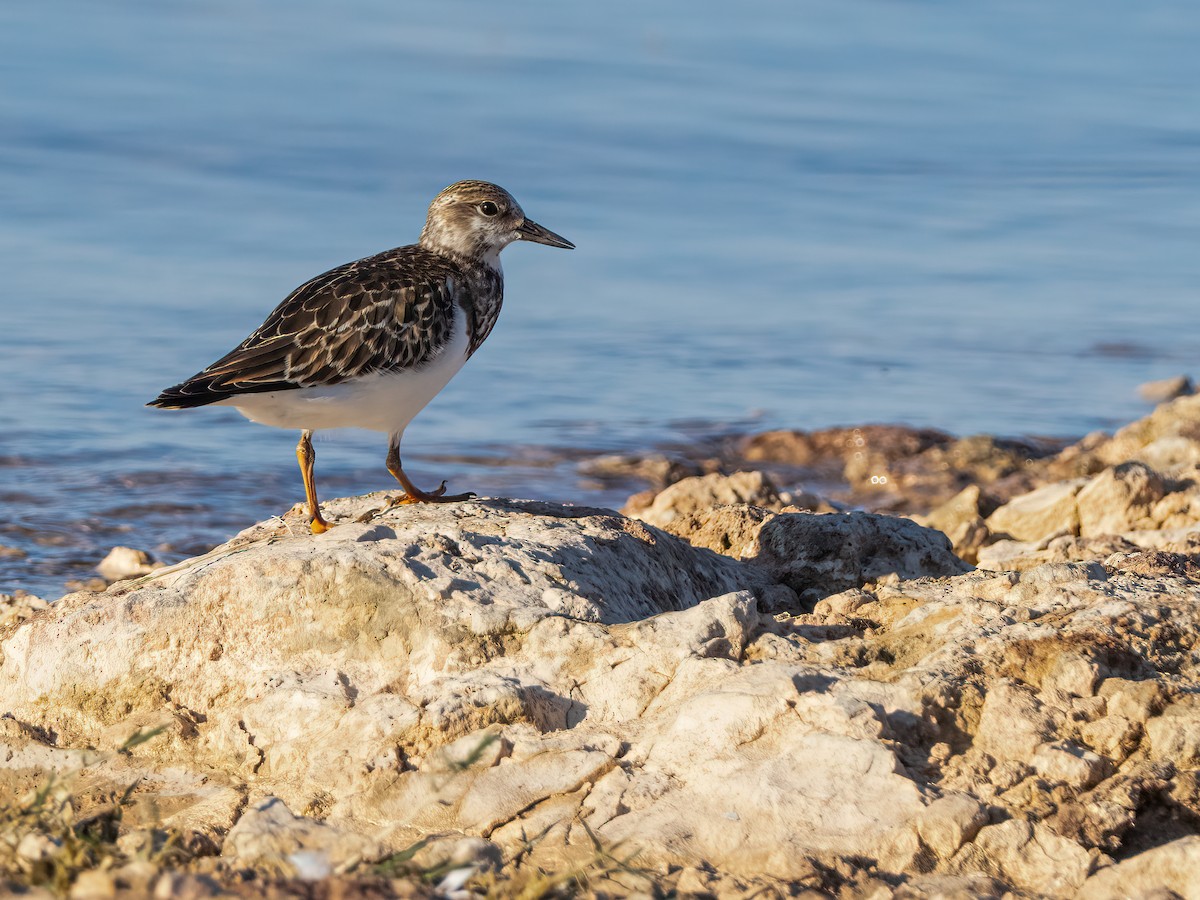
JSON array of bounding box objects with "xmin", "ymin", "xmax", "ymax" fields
[{"xmin": 419, "ymin": 180, "xmax": 574, "ymax": 266}]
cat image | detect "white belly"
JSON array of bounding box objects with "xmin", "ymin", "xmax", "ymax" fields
[{"xmin": 220, "ymin": 305, "xmax": 470, "ymax": 435}]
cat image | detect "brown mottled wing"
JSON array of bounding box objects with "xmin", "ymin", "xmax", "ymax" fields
[{"xmin": 150, "ymin": 246, "xmax": 461, "ymax": 408}]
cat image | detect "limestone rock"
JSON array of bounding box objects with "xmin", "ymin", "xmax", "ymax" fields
[
  {"xmin": 974, "ymin": 680, "xmax": 1059, "ymax": 760},
  {"xmin": 1078, "ymin": 837, "xmax": 1200, "ymax": 899},
  {"xmin": 737, "ymin": 425, "xmax": 1055, "ymax": 512},
  {"xmin": 589, "ymin": 666, "xmax": 931, "ymax": 879},
  {"xmin": 1145, "ymin": 696, "xmax": 1200, "ymax": 767},
  {"xmin": 68, "ymin": 870, "xmax": 116, "ymax": 899},
  {"xmin": 1138, "ymin": 374, "xmax": 1194, "ymax": 404},
  {"xmin": 660, "ymin": 506, "xmax": 970, "ymax": 603},
  {"xmin": 982, "ymin": 458, "xmax": 1200, "ymax": 554},
  {"xmin": 1069, "ymin": 392, "xmax": 1200, "ymax": 473},
  {"xmin": 977, "ymin": 533, "xmax": 1141, "ymax": 573},
  {"xmin": 0, "ymin": 593, "xmax": 47, "ymax": 628},
  {"xmin": 658, "ymin": 503, "xmax": 777, "ymax": 560},
  {"xmin": 2, "ymin": 494, "xmax": 1199, "ymax": 896},
  {"xmin": 622, "ymin": 470, "xmax": 786, "ymax": 527},
  {"xmin": 96, "ymin": 546, "xmax": 161, "ymax": 582},
  {"xmin": 579, "ymin": 452, "xmax": 705, "ymax": 491},
  {"xmin": 1099, "ymin": 678, "xmax": 1167, "ymax": 724},
  {"xmin": 985, "ymin": 479, "xmax": 1085, "ymax": 542},
  {"xmin": 915, "ymin": 484, "xmax": 996, "ymax": 563},
  {"xmin": 1076, "ymin": 461, "xmax": 1166, "ymax": 536},
  {"xmin": 749, "ymin": 510, "xmax": 971, "ymax": 599},
  {"xmin": 949, "ymin": 820, "xmax": 1100, "ymax": 897},
  {"xmin": 739, "ymin": 424, "xmax": 952, "ymax": 472},
  {"xmin": 1030, "ymin": 741, "xmax": 1110, "ymax": 791},
  {"xmin": 894, "ymin": 874, "xmax": 1009, "ymax": 899},
  {"xmin": 222, "ymin": 797, "xmax": 384, "ymax": 874},
  {"xmin": 0, "ymin": 499, "xmax": 766, "ymax": 828},
  {"xmin": 914, "ymin": 794, "xmax": 988, "ymax": 860}
]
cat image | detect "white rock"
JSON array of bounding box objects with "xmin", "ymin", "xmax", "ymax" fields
[
  {"xmin": 222, "ymin": 797, "xmax": 383, "ymax": 871},
  {"xmin": 95, "ymin": 546, "xmax": 161, "ymax": 582},
  {"xmin": 638, "ymin": 505, "xmax": 970, "ymax": 607},
  {"xmin": 69, "ymin": 870, "xmax": 116, "ymax": 900},
  {"xmin": 17, "ymin": 832, "xmax": 61, "ymax": 863},
  {"xmin": 1077, "ymin": 836, "xmax": 1200, "ymax": 899},
  {"xmin": 623, "ymin": 470, "xmax": 784, "ymax": 528},
  {"xmin": 1076, "ymin": 461, "xmax": 1165, "ymax": 536},
  {"xmin": 974, "ymin": 681, "xmax": 1058, "ymax": 760},
  {"xmin": 1030, "ymin": 741, "xmax": 1110, "ymax": 791},
  {"xmin": 0, "ymin": 494, "xmax": 1196, "ymax": 895},
  {"xmin": 950, "ymin": 820, "xmax": 1099, "ymax": 898},
  {"xmin": 1137, "ymin": 435, "xmax": 1200, "ymax": 472},
  {"xmin": 594, "ymin": 665, "xmax": 926, "ymax": 879},
  {"xmin": 985, "ymin": 479, "xmax": 1086, "ymax": 543},
  {"xmin": 1100, "ymin": 678, "xmax": 1165, "ymax": 724},
  {"xmin": 1145, "ymin": 696, "xmax": 1200, "ymax": 767},
  {"xmin": 1137, "ymin": 374, "xmax": 1193, "ymax": 404},
  {"xmin": 1044, "ymin": 654, "xmax": 1102, "ymax": 699},
  {"xmin": 0, "ymin": 593, "xmax": 49, "ymax": 628},
  {"xmin": 915, "ymin": 794, "xmax": 988, "ymax": 860}
]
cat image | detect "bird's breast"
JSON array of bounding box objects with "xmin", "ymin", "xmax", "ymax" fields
[{"xmin": 462, "ymin": 269, "xmax": 504, "ymax": 358}]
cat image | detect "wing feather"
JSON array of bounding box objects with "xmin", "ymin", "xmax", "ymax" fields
[{"xmin": 150, "ymin": 246, "xmax": 462, "ymax": 409}]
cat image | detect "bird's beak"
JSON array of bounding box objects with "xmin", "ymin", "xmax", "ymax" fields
[{"xmin": 517, "ymin": 218, "xmax": 575, "ymax": 249}]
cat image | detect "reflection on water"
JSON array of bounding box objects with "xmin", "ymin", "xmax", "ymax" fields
[{"xmin": 2, "ymin": 0, "xmax": 1199, "ymax": 595}]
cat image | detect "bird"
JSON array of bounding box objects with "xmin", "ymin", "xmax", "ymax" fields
[{"xmin": 149, "ymin": 180, "xmax": 574, "ymax": 534}]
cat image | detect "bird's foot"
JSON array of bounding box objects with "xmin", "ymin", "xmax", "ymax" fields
[
  {"xmin": 388, "ymin": 480, "xmax": 476, "ymax": 505},
  {"xmin": 310, "ymin": 515, "xmax": 333, "ymax": 534}
]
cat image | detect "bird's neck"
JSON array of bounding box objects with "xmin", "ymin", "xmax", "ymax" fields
[{"xmin": 419, "ymin": 226, "xmax": 505, "ymax": 276}]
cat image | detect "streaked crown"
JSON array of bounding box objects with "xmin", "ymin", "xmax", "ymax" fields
[{"xmin": 419, "ymin": 180, "xmax": 574, "ymax": 264}]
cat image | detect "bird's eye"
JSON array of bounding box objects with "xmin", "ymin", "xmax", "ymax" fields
[{"xmin": 478, "ymin": 201, "xmax": 500, "ymax": 217}]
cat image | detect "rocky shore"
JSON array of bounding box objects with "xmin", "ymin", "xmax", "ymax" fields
[{"xmin": 3, "ymin": 394, "xmax": 1200, "ymax": 898}]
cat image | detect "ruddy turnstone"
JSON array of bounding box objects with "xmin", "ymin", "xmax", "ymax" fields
[{"xmin": 150, "ymin": 180, "xmax": 573, "ymax": 533}]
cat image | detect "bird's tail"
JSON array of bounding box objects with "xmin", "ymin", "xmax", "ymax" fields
[{"xmin": 147, "ymin": 379, "xmax": 229, "ymax": 409}]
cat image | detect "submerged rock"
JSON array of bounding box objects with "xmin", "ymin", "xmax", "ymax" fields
[{"xmin": 737, "ymin": 425, "xmax": 1060, "ymax": 513}]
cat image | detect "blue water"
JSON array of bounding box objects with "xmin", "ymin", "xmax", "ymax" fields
[{"xmin": 2, "ymin": 1, "xmax": 1200, "ymax": 596}]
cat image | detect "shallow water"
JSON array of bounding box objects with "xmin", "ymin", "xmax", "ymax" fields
[{"xmin": 2, "ymin": 1, "xmax": 1200, "ymax": 596}]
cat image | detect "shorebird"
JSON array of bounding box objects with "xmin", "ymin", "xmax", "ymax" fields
[{"xmin": 150, "ymin": 180, "xmax": 574, "ymax": 533}]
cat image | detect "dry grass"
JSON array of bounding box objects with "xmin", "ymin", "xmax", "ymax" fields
[
  {"xmin": 371, "ymin": 818, "xmax": 654, "ymax": 900},
  {"xmin": 0, "ymin": 727, "xmax": 656, "ymax": 899},
  {"xmin": 0, "ymin": 727, "xmax": 193, "ymax": 896}
]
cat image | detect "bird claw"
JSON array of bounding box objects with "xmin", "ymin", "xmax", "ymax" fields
[{"xmin": 384, "ymin": 479, "xmax": 473, "ymax": 505}]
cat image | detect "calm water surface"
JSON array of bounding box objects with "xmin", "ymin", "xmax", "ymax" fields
[{"xmin": 2, "ymin": 1, "xmax": 1200, "ymax": 595}]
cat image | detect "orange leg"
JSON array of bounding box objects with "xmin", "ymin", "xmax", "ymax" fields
[
  {"xmin": 385, "ymin": 440, "xmax": 474, "ymax": 504},
  {"xmin": 296, "ymin": 430, "xmax": 332, "ymax": 533}
]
